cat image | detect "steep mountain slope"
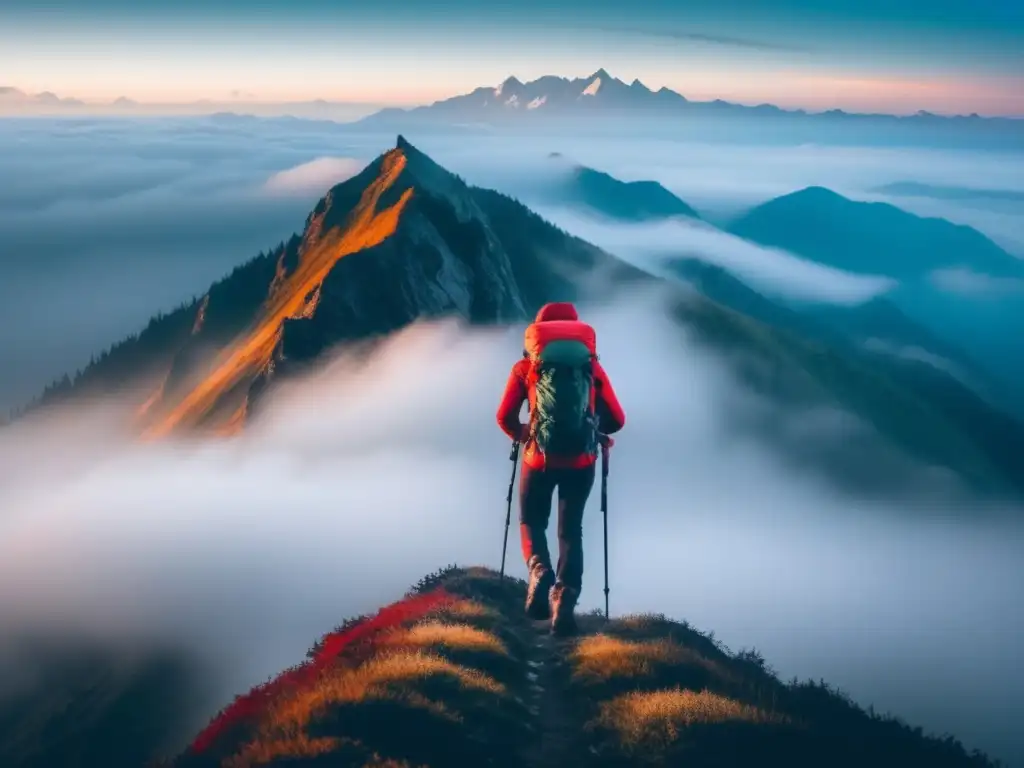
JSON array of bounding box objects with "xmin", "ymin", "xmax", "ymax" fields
[
  {"xmin": 727, "ymin": 186, "xmax": 1024, "ymax": 279},
  {"xmin": 21, "ymin": 243, "xmax": 291, "ymax": 418},
  {"xmin": 160, "ymin": 566, "xmax": 995, "ymax": 768},
  {"xmin": 16, "ymin": 141, "xmax": 698, "ymax": 429},
  {"xmin": 665, "ymin": 258, "xmax": 1024, "ymax": 496},
  {"xmin": 723, "ymin": 186, "xmax": 1024, "ymax": 409},
  {"xmin": 667, "ymin": 259, "xmax": 990, "ymax": 387},
  {"xmin": 57, "ymin": 136, "xmax": 635, "ymax": 437}
]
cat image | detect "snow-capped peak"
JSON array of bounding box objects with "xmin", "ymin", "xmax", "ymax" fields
[{"xmin": 582, "ymin": 77, "xmax": 602, "ymax": 97}]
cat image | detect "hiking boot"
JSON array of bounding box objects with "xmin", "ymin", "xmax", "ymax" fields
[
  {"xmin": 549, "ymin": 582, "xmax": 579, "ymax": 636},
  {"xmin": 525, "ymin": 556, "xmax": 555, "ymax": 619}
]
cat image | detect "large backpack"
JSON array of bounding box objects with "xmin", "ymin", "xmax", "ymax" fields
[{"xmin": 523, "ymin": 319, "xmax": 600, "ymax": 458}]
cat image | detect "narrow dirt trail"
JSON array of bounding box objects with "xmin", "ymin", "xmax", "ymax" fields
[{"xmin": 518, "ymin": 617, "xmax": 594, "ymax": 768}]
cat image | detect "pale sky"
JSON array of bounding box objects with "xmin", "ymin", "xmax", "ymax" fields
[{"xmin": 2, "ymin": 0, "xmax": 1023, "ymax": 116}]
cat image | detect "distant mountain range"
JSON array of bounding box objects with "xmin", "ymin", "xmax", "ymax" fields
[
  {"xmin": 0, "ymin": 86, "xmax": 85, "ymax": 109},
  {"xmin": 6, "ymin": 75, "xmax": 1023, "ymax": 149},
  {"xmin": 21, "ymin": 136, "xmax": 1024, "ymax": 499},
  {"xmin": 356, "ymin": 69, "xmax": 1024, "ymax": 145},
  {"xmin": 0, "ymin": 86, "xmax": 379, "ymax": 120},
  {"xmin": 360, "ymin": 69, "xmax": 1021, "ymax": 123}
]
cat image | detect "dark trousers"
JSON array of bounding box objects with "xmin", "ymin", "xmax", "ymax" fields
[{"xmin": 519, "ymin": 462, "xmax": 596, "ymax": 592}]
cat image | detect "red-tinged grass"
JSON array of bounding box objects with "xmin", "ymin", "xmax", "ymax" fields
[
  {"xmin": 225, "ymin": 651, "xmax": 505, "ymax": 766},
  {"xmin": 189, "ymin": 588, "xmax": 455, "ymax": 756},
  {"xmin": 265, "ymin": 649, "xmax": 503, "ymax": 736}
]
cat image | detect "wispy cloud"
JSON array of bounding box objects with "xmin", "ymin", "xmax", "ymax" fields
[
  {"xmin": 262, "ymin": 156, "xmax": 365, "ymax": 198},
  {"xmin": 534, "ymin": 205, "xmax": 895, "ymax": 305},
  {"xmin": 930, "ymin": 266, "xmax": 1024, "ymax": 297},
  {"xmin": 862, "ymin": 338, "xmax": 970, "ymax": 383},
  {"xmin": 576, "ymin": 23, "xmax": 813, "ymax": 53},
  {"xmin": 873, "ymin": 182, "xmax": 1024, "ymax": 204}
]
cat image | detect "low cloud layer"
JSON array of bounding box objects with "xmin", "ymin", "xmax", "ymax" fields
[
  {"xmin": 414, "ymin": 133, "xmax": 1024, "ymax": 254},
  {"xmin": 1, "ymin": 292, "xmax": 1021, "ymax": 763},
  {"xmin": 262, "ymin": 156, "xmax": 365, "ymax": 197},
  {"xmin": 533, "ymin": 205, "xmax": 896, "ymax": 305}
]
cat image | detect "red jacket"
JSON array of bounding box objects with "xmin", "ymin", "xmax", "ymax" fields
[{"xmin": 496, "ymin": 302, "xmax": 626, "ymax": 469}]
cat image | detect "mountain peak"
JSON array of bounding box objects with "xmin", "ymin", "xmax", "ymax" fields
[
  {"xmin": 729, "ymin": 184, "xmax": 1024, "ymax": 282},
  {"xmin": 137, "ymin": 146, "xmax": 420, "ymax": 438},
  {"xmin": 122, "ymin": 139, "xmax": 629, "ymax": 437},
  {"xmin": 570, "ymin": 163, "xmax": 701, "ymax": 221},
  {"xmin": 588, "ymin": 68, "xmax": 613, "ymax": 81},
  {"xmin": 389, "ymin": 134, "xmax": 463, "ymax": 198},
  {"xmin": 392, "ymin": 134, "xmax": 437, "ymax": 174},
  {"xmin": 788, "ymin": 185, "xmax": 846, "ymax": 203},
  {"xmin": 494, "ymin": 75, "xmax": 523, "ymax": 96}
]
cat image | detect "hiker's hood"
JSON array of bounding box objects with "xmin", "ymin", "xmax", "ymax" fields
[{"xmin": 534, "ymin": 302, "xmax": 579, "ymax": 322}]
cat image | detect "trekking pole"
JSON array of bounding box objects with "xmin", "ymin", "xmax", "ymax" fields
[
  {"xmin": 601, "ymin": 438, "xmax": 611, "ymax": 620},
  {"xmin": 500, "ymin": 440, "xmax": 521, "ymax": 580}
]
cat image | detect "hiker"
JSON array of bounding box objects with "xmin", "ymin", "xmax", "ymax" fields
[{"xmin": 496, "ymin": 302, "xmax": 625, "ymax": 635}]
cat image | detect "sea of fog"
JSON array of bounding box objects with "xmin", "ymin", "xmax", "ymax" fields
[{"xmin": 1, "ymin": 293, "xmax": 1022, "ymax": 764}]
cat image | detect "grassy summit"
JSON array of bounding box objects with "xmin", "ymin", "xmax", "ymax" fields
[{"xmin": 166, "ymin": 566, "xmax": 995, "ymax": 768}]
